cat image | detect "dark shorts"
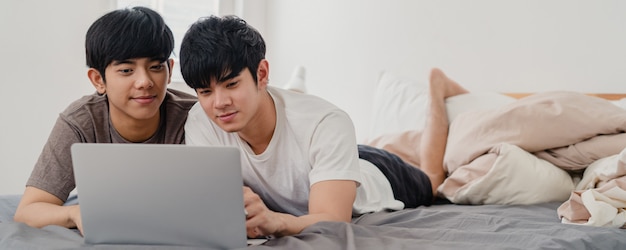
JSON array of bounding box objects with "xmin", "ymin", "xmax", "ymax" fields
[{"xmin": 358, "ymin": 144, "xmax": 433, "ymax": 208}]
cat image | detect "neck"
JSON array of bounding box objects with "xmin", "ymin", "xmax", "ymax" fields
[
  {"xmin": 238, "ymin": 90, "xmax": 275, "ymax": 155},
  {"xmin": 111, "ymin": 113, "xmax": 160, "ymax": 142}
]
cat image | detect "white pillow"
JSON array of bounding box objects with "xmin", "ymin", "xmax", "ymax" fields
[
  {"xmin": 368, "ymin": 71, "xmax": 429, "ymax": 139},
  {"xmin": 368, "ymin": 71, "xmax": 517, "ymax": 140}
]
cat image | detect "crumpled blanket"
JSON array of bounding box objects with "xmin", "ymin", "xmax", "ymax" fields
[
  {"xmin": 440, "ymin": 91, "xmax": 626, "ymax": 227},
  {"xmin": 367, "ymin": 91, "xmax": 626, "ymax": 228},
  {"xmin": 557, "ymin": 149, "xmax": 626, "ymax": 228},
  {"xmin": 444, "ymin": 91, "xmax": 626, "ymax": 173}
]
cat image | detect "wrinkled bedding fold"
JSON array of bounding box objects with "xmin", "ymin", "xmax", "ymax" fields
[
  {"xmin": 444, "ymin": 91, "xmax": 626, "ymax": 172},
  {"xmin": 441, "ymin": 91, "xmax": 626, "ymax": 227}
]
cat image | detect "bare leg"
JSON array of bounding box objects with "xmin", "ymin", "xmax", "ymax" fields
[{"xmin": 420, "ymin": 68, "xmax": 468, "ymax": 197}]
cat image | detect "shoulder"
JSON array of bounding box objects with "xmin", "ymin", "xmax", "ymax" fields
[
  {"xmin": 60, "ymin": 92, "xmax": 108, "ymax": 120},
  {"xmin": 163, "ymin": 88, "xmax": 197, "ymax": 111},
  {"xmin": 269, "ymin": 86, "xmax": 356, "ymax": 143},
  {"xmin": 268, "ymin": 87, "xmax": 354, "ymax": 133},
  {"xmin": 268, "ymin": 86, "xmax": 349, "ymax": 118},
  {"xmin": 53, "ymin": 92, "xmax": 110, "ymax": 141},
  {"xmin": 268, "ymin": 86, "xmax": 331, "ymax": 106}
]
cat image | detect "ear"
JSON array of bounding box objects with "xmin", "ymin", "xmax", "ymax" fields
[
  {"xmin": 88, "ymin": 68, "xmax": 106, "ymax": 94},
  {"xmin": 256, "ymin": 59, "xmax": 269, "ymax": 89},
  {"xmin": 166, "ymin": 58, "xmax": 174, "ymax": 85}
]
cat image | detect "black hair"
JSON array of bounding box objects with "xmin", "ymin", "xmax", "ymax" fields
[
  {"xmin": 180, "ymin": 15, "xmax": 266, "ymax": 89},
  {"xmin": 85, "ymin": 6, "xmax": 174, "ymax": 82}
]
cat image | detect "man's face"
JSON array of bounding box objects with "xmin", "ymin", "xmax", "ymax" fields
[
  {"xmin": 98, "ymin": 58, "xmax": 172, "ymax": 125},
  {"xmin": 195, "ymin": 68, "xmax": 265, "ymax": 133}
]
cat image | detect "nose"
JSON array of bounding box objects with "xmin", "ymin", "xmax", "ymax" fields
[
  {"xmin": 134, "ymin": 69, "xmax": 154, "ymax": 89},
  {"xmin": 213, "ymin": 88, "xmax": 231, "ymax": 109}
]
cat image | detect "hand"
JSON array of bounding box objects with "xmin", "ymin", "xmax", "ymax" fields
[
  {"xmin": 68, "ymin": 205, "xmax": 84, "ymax": 235},
  {"xmin": 243, "ymin": 186, "xmax": 285, "ymax": 238}
]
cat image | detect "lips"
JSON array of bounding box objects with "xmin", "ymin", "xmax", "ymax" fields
[
  {"xmin": 217, "ymin": 111, "xmax": 237, "ymax": 122},
  {"xmin": 132, "ymin": 95, "xmax": 157, "ymax": 104}
]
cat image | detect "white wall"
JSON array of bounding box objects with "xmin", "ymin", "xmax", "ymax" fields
[
  {"xmin": 0, "ymin": 0, "xmax": 114, "ymax": 195},
  {"xmin": 264, "ymin": 0, "xmax": 626, "ymax": 141},
  {"xmin": 2, "ymin": 0, "xmax": 626, "ymax": 194}
]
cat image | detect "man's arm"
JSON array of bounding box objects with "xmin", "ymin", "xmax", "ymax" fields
[
  {"xmin": 14, "ymin": 186, "xmax": 82, "ymax": 233},
  {"xmin": 14, "ymin": 116, "xmax": 85, "ymax": 232},
  {"xmin": 244, "ymin": 179, "xmax": 356, "ymax": 237}
]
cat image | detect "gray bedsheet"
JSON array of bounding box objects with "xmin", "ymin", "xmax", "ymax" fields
[{"xmin": 1, "ymin": 195, "xmax": 624, "ymax": 250}]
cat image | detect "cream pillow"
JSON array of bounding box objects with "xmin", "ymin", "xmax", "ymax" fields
[
  {"xmin": 444, "ymin": 143, "xmax": 575, "ymax": 205},
  {"xmin": 445, "ymin": 92, "xmax": 517, "ymax": 124}
]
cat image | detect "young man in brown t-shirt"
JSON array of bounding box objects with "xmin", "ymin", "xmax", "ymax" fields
[{"xmin": 13, "ymin": 7, "xmax": 196, "ymax": 234}]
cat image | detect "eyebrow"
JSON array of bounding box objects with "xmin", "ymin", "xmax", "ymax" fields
[
  {"xmin": 111, "ymin": 57, "xmax": 165, "ymax": 66},
  {"xmin": 217, "ymin": 70, "xmax": 242, "ymax": 83},
  {"xmin": 111, "ymin": 59, "xmax": 134, "ymax": 66}
]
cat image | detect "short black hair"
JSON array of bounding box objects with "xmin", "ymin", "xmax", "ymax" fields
[
  {"xmin": 85, "ymin": 6, "xmax": 174, "ymax": 82},
  {"xmin": 180, "ymin": 15, "xmax": 266, "ymax": 89}
]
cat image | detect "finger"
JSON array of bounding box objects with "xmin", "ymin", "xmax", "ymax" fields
[
  {"xmin": 242, "ymin": 187, "xmax": 256, "ymax": 202},
  {"xmin": 245, "ymin": 210, "xmax": 264, "ymax": 230},
  {"xmin": 246, "ymin": 228, "xmax": 257, "ymax": 238},
  {"xmin": 254, "ymin": 227, "xmax": 264, "ymax": 237}
]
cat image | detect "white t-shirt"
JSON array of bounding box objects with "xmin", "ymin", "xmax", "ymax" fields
[{"xmin": 185, "ymin": 86, "xmax": 403, "ymax": 216}]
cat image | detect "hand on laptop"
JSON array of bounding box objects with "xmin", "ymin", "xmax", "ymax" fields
[{"xmin": 243, "ymin": 186, "xmax": 279, "ymax": 237}]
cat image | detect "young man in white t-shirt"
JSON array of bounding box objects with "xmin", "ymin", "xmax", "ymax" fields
[{"xmin": 180, "ymin": 15, "xmax": 468, "ymax": 238}]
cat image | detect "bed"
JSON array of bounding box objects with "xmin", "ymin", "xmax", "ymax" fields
[
  {"xmin": 1, "ymin": 71, "xmax": 625, "ymax": 249},
  {"xmin": 1, "ymin": 197, "xmax": 624, "ymax": 249}
]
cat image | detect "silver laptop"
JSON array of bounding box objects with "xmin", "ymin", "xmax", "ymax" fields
[{"xmin": 71, "ymin": 143, "xmax": 247, "ymax": 249}]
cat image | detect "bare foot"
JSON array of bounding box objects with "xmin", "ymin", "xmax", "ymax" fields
[{"xmin": 429, "ymin": 68, "xmax": 469, "ymax": 99}]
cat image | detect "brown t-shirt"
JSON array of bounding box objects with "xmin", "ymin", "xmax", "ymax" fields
[{"xmin": 26, "ymin": 89, "xmax": 197, "ymax": 201}]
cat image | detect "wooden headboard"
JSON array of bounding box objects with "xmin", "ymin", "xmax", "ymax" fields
[{"xmin": 503, "ymin": 93, "xmax": 626, "ymax": 100}]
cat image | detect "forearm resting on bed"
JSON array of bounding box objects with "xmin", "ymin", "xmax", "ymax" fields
[
  {"xmin": 269, "ymin": 210, "xmax": 352, "ymax": 237},
  {"xmin": 15, "ymin": 203, "xmax": 80, "ymax": 230},
  {"xmin": 14, "ymin": 186, "xmax": 80, "ymax": 230},
  {"xmin": 246, "ymin": 180, "xmax": 355, "ymax": 237},
  {"xmin": 281, "ymin": 180, "xmax": 356, "ymax": 235}
]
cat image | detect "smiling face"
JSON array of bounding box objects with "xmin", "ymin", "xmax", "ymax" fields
[
  {"xmin": 195, "ymin": 61, "xmax": 270, "ymax": 134},
  {"xmin": 88, "ymin": 57, "xmax": 172, "ymax": 139}
]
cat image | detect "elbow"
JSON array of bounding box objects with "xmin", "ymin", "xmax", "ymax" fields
[
  {"xmin": 13, "ymin": 206, "xmax": 43, "ymax": 229},
  {"xmin": 13, "ymin": 212, "xmax": 49, "ymax": 229},
  {"xmin": 324, "ymin": 209, "xmax": 353, "ymax": 223},
  {"xmin": 13, "ymin": 208, "xmax": 30, "ymax": 225},
  {"xmin": 338, "ymin": 212, "xmax": 352, "ymax": 223}
]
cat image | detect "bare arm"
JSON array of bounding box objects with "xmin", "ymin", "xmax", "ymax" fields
[
  {"xmin": 244, "ymin": 180, "xmax": 356, "ymax": 237},
  {"xmin": 13, "ymin": 186, "xmax": 82, "ymax": 233}
]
